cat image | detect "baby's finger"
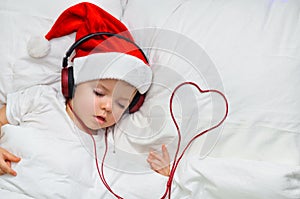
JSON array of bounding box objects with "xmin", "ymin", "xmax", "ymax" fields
[
  {"xmin": 3, "ymin": 151, "xmax": 21, "ymax": 163},
  {"xmin": 162, "ymin": 144, "xmax": 170, "ymax": 161},
  {"xmin": 147, "ymin": 156, "xmax": 160, "ymax": 165},
  {"xmin": 0, "ymin": 161, "xmax": 12, "ymax": 175},
  {"xmin": 147, "ymin": 157, "xmax": 168, "ymax": 170},
  {"xmin": 148, "ymin": 161, "xmax": 162, "ymax": 171},
  {"xmin": 148, "ymin": 161, "xmax": 170, "ymax": 176},
  {"xmin": 0, "ymin": 160, "xmax": 17, "ymax": 176},
  {"xmin": 148, "ymin": 151, "xmax": 164, "ymax": 162}
]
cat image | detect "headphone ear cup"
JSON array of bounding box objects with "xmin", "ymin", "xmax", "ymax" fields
[
  {"xmin": 129, "ymin": 93, "xmax": 145, "ymax": 113},
  {"xmin": 61, "ymin": 67, "xmax": 69, "ymax": 98},
  {"xmin": 61, "ymin": 67, "xmax": 74, "ymax": 98}
]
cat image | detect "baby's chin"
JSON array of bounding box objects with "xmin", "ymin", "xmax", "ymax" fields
[{"xmin": 89, "ymin": 122, "xmax": 114, "ymax": 131}]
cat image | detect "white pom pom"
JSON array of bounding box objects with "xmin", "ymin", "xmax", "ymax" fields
[{"xmin": 27, "ymin": 36, "xmax": 51, "ymax": 58}]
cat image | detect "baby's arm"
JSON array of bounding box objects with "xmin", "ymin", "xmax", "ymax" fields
[
  {"xmin": 0, "ymin": 105, "xmax": 21, "ymax": 176},
  {"xmin": 147, "ymin": 144, "xmax": 170, "ymax": 176}
]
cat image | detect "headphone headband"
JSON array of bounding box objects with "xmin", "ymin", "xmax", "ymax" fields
[{"xmin": 62, "ymin": 32, "xmax": 148, "ymax": 68}]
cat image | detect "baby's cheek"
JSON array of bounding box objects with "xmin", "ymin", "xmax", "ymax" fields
[{"xmin": 92, "ymin": 97, "xmax": 102, "ymax": 111}]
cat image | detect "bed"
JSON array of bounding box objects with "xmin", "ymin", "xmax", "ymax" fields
[{"xmin": 0, "ymin": 0, "xmax": 299, "ymax": 198}]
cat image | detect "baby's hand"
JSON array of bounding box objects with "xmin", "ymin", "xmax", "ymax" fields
[
  {"xmin": 0, "ymin": 147, "xmax": 21, "ymax": 176},
  {"xmin": 147, "ymin": 144, "xmax": 170, "ymax": 176}
]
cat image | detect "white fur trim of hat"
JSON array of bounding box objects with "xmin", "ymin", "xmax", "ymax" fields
[{"xmin": 73, "ymin": 52, "xmax": 152, "ymax": 94}]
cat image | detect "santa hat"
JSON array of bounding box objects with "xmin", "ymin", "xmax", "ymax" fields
[{"xmin": 27, "ymin": 2, "xmax": 152, "ymax": 94}]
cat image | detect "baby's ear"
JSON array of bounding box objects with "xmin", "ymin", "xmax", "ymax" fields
[{"xmin": 128, "ymin": 92, "xmax": 144, "ymax": 114}]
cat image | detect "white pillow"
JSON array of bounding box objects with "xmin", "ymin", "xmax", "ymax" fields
[{"xmin": 119, "ymin": 0, "xmax": 300, "ymax": 164}]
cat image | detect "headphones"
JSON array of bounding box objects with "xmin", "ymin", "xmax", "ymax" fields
[{"xmin": 61, "ymin": 32, "xmax": 149, "ymax": 113}]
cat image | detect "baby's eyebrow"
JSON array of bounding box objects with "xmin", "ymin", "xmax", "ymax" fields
[
  {"xmin": 96, "ymin": 84, "xmax": 109, "ymax": 92},
  {"xmin": 118, "ymin": 96, "xmax": 131, "ymax": 102}
]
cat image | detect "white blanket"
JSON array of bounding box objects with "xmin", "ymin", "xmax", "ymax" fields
[{"xmin": 0, "ymin": 125, "xmax": 168, "ymax": 199}]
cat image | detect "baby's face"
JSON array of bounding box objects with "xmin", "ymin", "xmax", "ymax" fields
[{"xmin": 70, "ymin": 79, "xmax": 136, "ymax": 130}]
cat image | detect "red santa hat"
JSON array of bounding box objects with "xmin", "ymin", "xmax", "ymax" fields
[{"xmin": 27, "ymin": 2, "xmax": 152, "ymax": 94}]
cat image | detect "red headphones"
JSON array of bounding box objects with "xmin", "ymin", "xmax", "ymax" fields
[{"xmin": 61, "ymin": 32, "xmax": 148, "ymax": 113}]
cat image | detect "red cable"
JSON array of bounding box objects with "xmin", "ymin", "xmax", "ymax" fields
[
  {"xmin": 89, "ymin": 130, "xmax": 124, "ymax": 199},
  {"xmin": 68, "ymin": 103, "xmax": 123, "ymax": 198},
  {"xmin": 161, "ymin": 82, "xmax": 229, "ymax": 199}
]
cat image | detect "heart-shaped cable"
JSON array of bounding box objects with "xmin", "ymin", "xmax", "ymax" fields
[{"xmin": 161, "ymin": 81, "xmax": 229, "ymax": 199}]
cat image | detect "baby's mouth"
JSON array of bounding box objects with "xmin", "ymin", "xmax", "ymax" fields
[{"xmin": 95, "ymin": 115, "xmax": 106, "ymax": 124}]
